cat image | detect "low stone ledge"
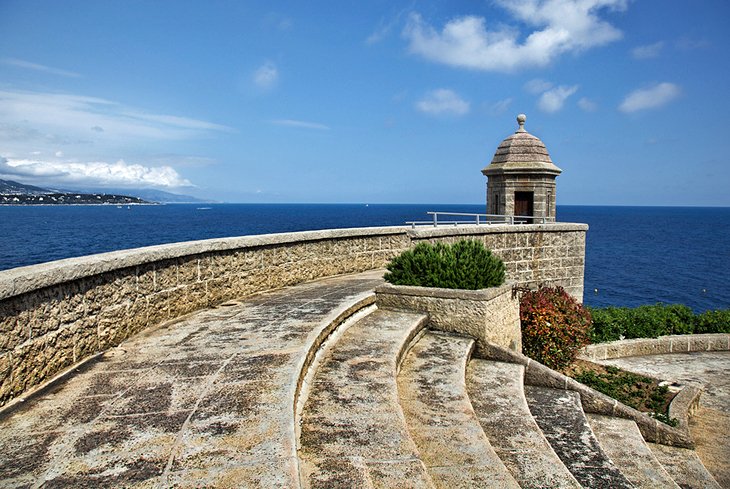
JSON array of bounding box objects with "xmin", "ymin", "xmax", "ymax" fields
[
  {"xmin": 579, "ymin": 334, "xmax": 730, "ymax": 361},
  {"xmin": 375, "ymin": 283, "xmax": 521, "ymax": 353},
  {"xmin": 669, "ymin": 384, "xmax": 703, "ymax": 433},
  {"xmin": 478, "ymin": 342, "xmax": 694, "ymax": 449}
]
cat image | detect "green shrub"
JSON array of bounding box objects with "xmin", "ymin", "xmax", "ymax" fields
[
  {"xmin": 589, "ymin": 303, "xmax": 729, "ymax": 343},
  {"xmin": 588, "ymin": 307, "xmax": 630, "ymax": 343},
  {"xmin": 695, "ymin": 310, "xmax": 730, "ymax": 334},
  {"xmin": 384, "ymin": 240, "xmax": 505, "ymax": 290},
  {"xmin": 520, "ymin": 286, "xmax": 592, "ymax": 371}
]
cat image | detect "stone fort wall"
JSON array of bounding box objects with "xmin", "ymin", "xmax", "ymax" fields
[{"xmin": 0, "ymin": 223, "xmax": 587, "ymax": 408}]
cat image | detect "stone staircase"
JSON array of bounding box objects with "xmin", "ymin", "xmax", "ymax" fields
[
  {"xmin": 0, "ymin": 272, "xmax": 722, "ymax": 488},
  {"xmin": 296, "ymin": 297, "xmax": 720, "ymax": 488}
]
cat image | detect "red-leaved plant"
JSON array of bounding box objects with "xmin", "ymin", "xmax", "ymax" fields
[{"xmin": 520, "ymin": 285, "xmax": 592, "ymax": 371}]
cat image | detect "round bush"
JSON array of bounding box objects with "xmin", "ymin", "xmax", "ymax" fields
[
  {"xmin": 520, "ymin": 285, "xmax": 592, "ymax": 371},
  {"xmin": 384, "ymin": 240, "xmax": 505, "ymax": 290}
]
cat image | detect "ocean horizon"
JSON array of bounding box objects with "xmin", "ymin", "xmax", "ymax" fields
[{"xmin": 1, "ymin": 203, "xmax": 728, "ymax": 313}]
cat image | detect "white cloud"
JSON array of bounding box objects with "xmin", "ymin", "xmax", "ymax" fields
[
  {"xmin": 366, "ymin": 9, "xmax": 408, "ymax": 45},
  {"xmin": 578, "ymin": 97, "xmax": 598, "ymax": 111},
  {"xmin": 0, "ymin": 89, "xmax": 229, "ymax": 189},
  {"xmin": 403, "ymin": 0, "xmax": 627, "ymax": 72},
  {"xmin": 1, "ymin": 57, "xmax": 81, "ymax": 78},
  {"xmin": 0, "ymin": 157, "xmax": 192, "ymax": 188},
  {"xmin": 524, "ymin": 78, "xmax": 553, "ymax": 94},
  {"xmin": 0, "ymin": 89, "xmax": 231, "ymax": 144},
  {"xmin": 270, "ymin": 119, "xmax": 330, "ymax": 130},
  {"xmin": 491, "ymin": 97, "xmax": 513, "ymax": 115},
  {"xmin": 253, "ymin": 61, "xmax": 279, "ymax": 89},
  {"xmin": 675, "ymin": 37, "xmax": 710, "ymax": 51},
  {"xmin": 537, "ymin": 85, "xmax": 578, "ymax": 113},
  {"xmin": 619, "ymin": 82, "xmax": 680, "ymax": 113},
  {"xmin": 631, "ymin": 41, "xmax": 664, "ymax": 59},
  {"xmin": 416, "ymin": 89, "xmax": 470, "ymax": 116}
]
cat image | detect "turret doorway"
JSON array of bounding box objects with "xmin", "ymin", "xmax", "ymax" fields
[{"xmin": 514, "ymin": 191, "xmax": 534, "ymax": 223}]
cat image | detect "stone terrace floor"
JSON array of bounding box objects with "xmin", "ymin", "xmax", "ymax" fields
[
  {"xmin": 0, "ymin": 270, "xmax": 385, "ymax": 488},
  {"xmin": 602, "ymin": 351, "xmax": 730, "ymax": 488}
]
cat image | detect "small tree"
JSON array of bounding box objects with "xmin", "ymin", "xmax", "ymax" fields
[
  {"xmin": 520, "ymin": 285, "xmax": 592, "ymax": 371},
  {"xmin": 384, "ymin": 240, "xmax": 505, "ymax": 290}
]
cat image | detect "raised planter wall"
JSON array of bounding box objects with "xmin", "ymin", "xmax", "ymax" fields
[
  {"xmin": 375, "ymin": 283, "xmax": 521, "ymax": 354},
  {"xmin": 0, "ymin": 222, "xmax": 587, "ymax": 407}
]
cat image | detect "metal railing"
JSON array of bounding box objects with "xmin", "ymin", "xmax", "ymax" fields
[{"xmin": 406, "ymin": 211, "xmax": 555, "ymax": 228}]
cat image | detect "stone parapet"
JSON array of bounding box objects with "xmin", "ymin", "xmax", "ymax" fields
[
  {"xmin": 375, "ymin": 283, "xmax": 521, "ymax": 353},
  {"xmin": 0, "ymin": 223, "xmax": 587, "ymax": 408},
  {"xmin": 408, "ymin": 223, "xmax": 587, "ymax": 300}
]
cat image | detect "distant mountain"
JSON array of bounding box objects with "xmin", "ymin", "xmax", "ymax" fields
[
  {"xmin": 0, "ymin": 179, "xmax": 212, "ymax": 204},
  {"xmin": 0, "ymin": 179, "xmax": 55, "ymax": 195},
  {"xmin": 104, "ymin": 188, "xmax": 213, "ymax": 204}
]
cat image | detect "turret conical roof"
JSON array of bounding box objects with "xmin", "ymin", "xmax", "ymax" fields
[{"xmin": 482, "ymin": 114, "xmax": 562, "ymax": 176}]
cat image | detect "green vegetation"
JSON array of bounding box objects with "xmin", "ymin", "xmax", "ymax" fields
[
  {"xmin": 519, "ymin": 292, "xmax": 722, "ymax": 427},
  {"xmin": 519, "ymin": 286, "xmax": 592, "ymax": 371},
  {"xmin": 571, "ymin": 364, "xmax": 678, "ymax": 427},
  {"xmin": 384, "ymin": 240, "xmax": 505, "ymax": 290},
  {"xmin": 589, "ymin": 304, "xmax": 730, "ymax": 343}
]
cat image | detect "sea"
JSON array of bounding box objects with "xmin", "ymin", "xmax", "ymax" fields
[{"xmin": 0, "ymin": 204, "xmax": 728, "ymax": 312}]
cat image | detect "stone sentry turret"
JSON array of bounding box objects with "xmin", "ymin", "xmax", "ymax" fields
[{"xmin": 482, "ymin": 114, "xmax": 561, "ymax": 222}]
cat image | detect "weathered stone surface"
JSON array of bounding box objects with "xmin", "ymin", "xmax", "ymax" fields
[
  {"xmin": 478, "ymin": 341, "xmax": 694, "ymax": 448},
  {"xmin": 586, "ymin": 414, "xmax": 680, "ymax": 488},
  {"xmin": 0, "ymin": 271, "xmax": 384, "ymax": 488},
  {"xmin": 579, "ymin": 334, "xmax": 730, "ymax": 361},
  {"xmin": 467, "ymin": 360, "xmax": 581, "ymax": 489},
  {"xmin": 648, "ymin": 443, "xmax": 722, "ymax": 489},
  {"xmin": 524, "ymin": 386, "xmax": 634, "ymax": 489},
  {"xmin": 376, "ymin": 283, "xmax": 521, "ymax": 353},
  {"xmin": 398, "ymin": 331, "xmax": 520, "ymax": 488},
  {"xmin": 298, "ymin": 308, "xmax": 432, "ymax": 488}
]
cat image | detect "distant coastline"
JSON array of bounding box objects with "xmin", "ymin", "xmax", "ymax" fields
[
  {"xmin": 0, "ymin": 193, "xmax": 152, "ymax": 205},
  {"xmin": 0, "ymin": 178, "xmax": 207, "ymax": 205}
]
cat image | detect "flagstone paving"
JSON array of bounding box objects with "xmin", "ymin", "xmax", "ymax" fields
[{"xmin": 0, "ymin": 270, "xmax": 384, "ymax": 489}]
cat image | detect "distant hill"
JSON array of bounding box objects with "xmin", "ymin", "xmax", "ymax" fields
[
  {"xmin": 97, "ymin": 188, "xmax": 213, "ymax": 204},
  {"xmin": 0, "ymin": 179, "xmax": 211, "ymax": 204},
  {"xmin": 0, "ymin": 179, "xmax": 56, "ymax": 195}
]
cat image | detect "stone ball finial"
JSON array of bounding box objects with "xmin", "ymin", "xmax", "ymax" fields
[{"xmin": 516, "ymin": 114, "xmax": 527, "ymax": 132}]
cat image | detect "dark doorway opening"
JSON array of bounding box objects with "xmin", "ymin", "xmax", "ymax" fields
[{"xmin": 514, "ymin": 191, "xmax": 534, "ymax": 223}]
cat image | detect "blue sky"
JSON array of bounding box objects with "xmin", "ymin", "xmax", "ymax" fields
[{"xmin": 0, "ymin": 0, "xmax": 728, "ymax": 205}]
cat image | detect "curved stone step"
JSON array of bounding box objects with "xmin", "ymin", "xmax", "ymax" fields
[
  {"xmin": 524, "ymin": 385, "xmax": 635, "ymax": 489},
  {"xmin": 586, "ymin": 414, "xmax": 680, "ymax": 488},
  {"xmin": 647, "ymin": 443, "xmax": 722, "ymax": 489},
  {"xmin": 467, "ymin": 360, "xmax": 581, "ymax": 489},
  {"xmin": 298, "ymin": 308, "xmax": 433, "ymax": 488},
  {"xmin": 397, "ymin": 332, "xmax": 520, "ymax": 488}
]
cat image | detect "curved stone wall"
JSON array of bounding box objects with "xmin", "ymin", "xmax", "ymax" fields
[
  {"xmin": 579, "ymin": 334, "xmax": 730, "ymax": 361},
  {"xmin": 0, "ymin": 223, "xmax": 587, "ymax": 408}
]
